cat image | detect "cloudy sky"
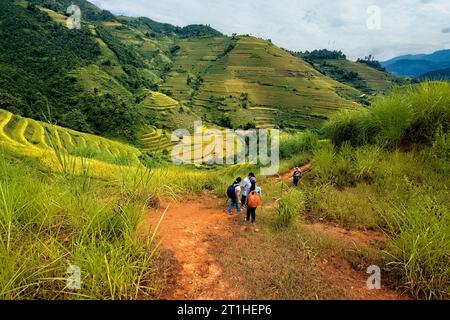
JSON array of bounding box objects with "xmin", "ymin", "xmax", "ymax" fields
[{"xmin": 90, "ymin": 0, "xmax": 450, "ymax": 61}]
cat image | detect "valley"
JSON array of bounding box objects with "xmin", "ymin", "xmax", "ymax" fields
[{"xmin": 0, "ymin": 0, "xmax": 448, "ymax": 302}]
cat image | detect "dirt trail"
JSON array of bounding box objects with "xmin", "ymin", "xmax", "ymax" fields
[
  {"xmin": 275, "ymin": 164, "xmax": 407, "ymax": 299},
  {"xmin": 146, "ymin": 197, "xmax": 241, "ymax": 300},
  {"xmin": 144, "ymin": 165, "xmax": 407, "ymax": 300},
  {"xmin": 277, "ymin": 163, "xmax": 313, "ymax": 183}
]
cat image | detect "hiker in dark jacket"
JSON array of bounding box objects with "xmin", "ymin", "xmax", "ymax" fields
[
  {"xmin": 293, "ymin": 167, "xmax": 302, "ymax": 187},
  {"xmin": 226, "ymin": 177, "xmax": 242, "ymax": 214}
]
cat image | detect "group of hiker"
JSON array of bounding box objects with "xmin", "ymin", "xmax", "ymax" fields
[
  {"xmin": 226, "ymin": 168, "xmax": 303, "ymax": 227},
  {"xmin": 226, "ymin": 172, "xmax": 262, "ymax": 225}
]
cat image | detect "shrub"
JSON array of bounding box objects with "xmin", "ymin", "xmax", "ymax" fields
[
  {"xmin": 324, "ymin": 109, "xmax": 378, "ymax": 147},
  {"xmin": 312, "ymin": 140, "xmax": 336, "ymax": 183},
  {"xmin": 371, "ymin": 92, "xmax": 413, "ymax": 146},
  {"xmin": 276, "ymin": 189, "xmax": 305, "ymax": 227}
]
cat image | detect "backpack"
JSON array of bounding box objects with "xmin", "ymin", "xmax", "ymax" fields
[
  {"xmin": 227, "ymin": 184, "xmax": 237, "ymax": 199},
  {"xmin": 247, "ymin": 191, "xmax": 261, "ymax": 209}
]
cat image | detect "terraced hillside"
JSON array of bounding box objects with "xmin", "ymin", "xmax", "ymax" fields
[
  {"xmin": 0, "ymin": 108, "xmax": 142, "ymax": 167},
  {"xmin": 189, "ymin": 37, "xmax": 361, "ymax": 130},
  {"xmin": 138, "ymin": 89, "xmax": 179, "ymax": 111},
  {"xmin": 159, "ymin": 37, "xmax": 235, "ymax": 104},
  {"xmin": 0, "ymin": 107, "xmax": 245, "ymax": 171},
  {"xmin": 140, "ymin": 127, "xmax": 177, "ymax": 153},
  {"xmin": 311, "ymin": 59, "xmax": 405, "ymax": 94},
  {"xmin": 140, "ymin": 125, "xmax": 244, "ymax": 165}
]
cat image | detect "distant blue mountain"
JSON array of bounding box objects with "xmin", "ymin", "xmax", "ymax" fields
[
  {"xmin": 381, "ymin": 49, "xmax": 450, "ymax": 78},
  {"xmin": 419, "ymin": 67, "xmax": 450, "ymax": 80}
]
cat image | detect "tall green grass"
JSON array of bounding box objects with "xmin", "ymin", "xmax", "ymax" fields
[
  {"xmin": 279, "ymin": 131, "xmax": 319, "ymax": 159},
  {"xmin": 380, "ymin": 193, "xmax": 450, "ymax": 300},
  {"xmin": 307, "ymin": 81, "xmax": 450, "ymax": 299},
  {"xmin": 0, "ymin": 149, "xmax": 165, "ymax": 299},
  {"xmin": 325, "ymin": 82, "xmax": 450, "ymax": 148},
  {"xmin": 312, "ymin": 140, "xmax": 380, "ymax": 187},
  {"xmin": 276, "ymin": 188, "xmax": 305, "ymax": 228}
]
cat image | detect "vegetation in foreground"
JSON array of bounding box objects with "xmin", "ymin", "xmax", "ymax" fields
[
  {"xmin": 0, "ymin": 144, "xmax": 242, "ymax": 299},
  {"xmin": 0, "ymin": 81, "xmax": 448, "ymax": 300},
  {"xmin": 275, "ymin": 82, "xmax": 449, "ymax": 300}
]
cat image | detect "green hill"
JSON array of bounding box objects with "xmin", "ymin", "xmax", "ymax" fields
[
  {"xmin": 0, "ymin": 0, "xmax": 402, "ymax": 149},
  {"xmin": 187, "ymin": 37, "xmax": 361, "ymax": 130},
  {"xmin": 297, "ymin": 50, "xmax": 407, "ymax": 95},
  {"xmin": 420, "ymin": 67, "xmax": 450, "ymax": 80}
]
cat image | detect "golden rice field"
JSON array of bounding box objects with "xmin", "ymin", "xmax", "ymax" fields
[
  {"xmin": 140, "ymin": 125, "xmax": 244, "ymax": 164},
  {"xmin": 159, "ymin": 36, "xmax": 362, "ymax": 130},
  {"xmin": 0, "ymin": 108, "xmax": 142, "ymax": 178},
  {"xmin": 0, "ymin": 107, "xmax": 245, "ymax": 173},
  {"xmin": 138, "ymin": 89, "xmax": 179, "ymax": 111}
]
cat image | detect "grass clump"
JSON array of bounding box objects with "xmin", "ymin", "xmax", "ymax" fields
[
  {"xmin": 279, "ymin": 130, "xmax": 319, "ymax": 160},
  {"xmin": 381, "ymin": 194, "xmax": 450, "ymax": 300},
  {"xmin": 276, "ymin": 188, "xmax": 305, "ymax": 228}
]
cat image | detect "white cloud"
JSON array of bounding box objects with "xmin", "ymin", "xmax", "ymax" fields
[{"xmin": 90, "ymin": 0, "xmax": 450, "ymax": 60}]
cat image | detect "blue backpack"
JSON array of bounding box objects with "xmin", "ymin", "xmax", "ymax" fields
[{"xmin": 227, "ymin": 184, "xmax": 237, "ymax": 199}]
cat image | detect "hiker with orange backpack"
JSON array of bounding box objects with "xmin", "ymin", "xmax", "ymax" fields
[{"xmin": 246, "ymin": 181, "xmax": 262, "ymax": 225}]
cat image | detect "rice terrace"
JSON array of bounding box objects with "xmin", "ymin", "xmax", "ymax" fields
[{"xmin": 0, "ymin": 0, "xmax": 448, "ymax": 307}]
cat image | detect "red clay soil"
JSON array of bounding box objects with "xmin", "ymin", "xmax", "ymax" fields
[
  {"xmin": 277, "ymin": 165, "xmax": 407, "ymax": 299},
  {"xmin": 302, "ymin": 223, "xmax": 407, "ymax": 300},
  {"xmin": 314, "ymin": 251, "xmax": 404, "ymax": 300},
  {"xmin": 144, "ymin": 166, "xmax": 408, "ymax": 300},
  {"xmin": 146, "ymin": 197, "xmax": 242, "ymax": 300}
]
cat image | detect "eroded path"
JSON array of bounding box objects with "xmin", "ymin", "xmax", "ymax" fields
[{"xmin": 146, "ymin": 197, "xmax": 241, "ymax": 300}]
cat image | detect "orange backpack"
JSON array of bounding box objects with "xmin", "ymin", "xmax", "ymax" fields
[{"xmin": 247, "ymin": 191, "xmax": 261, "ymax": 209}]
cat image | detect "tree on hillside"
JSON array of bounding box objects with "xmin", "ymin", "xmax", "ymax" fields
[
  {"xmin": 297, "ymin": 49, "xmax": 347, "ymax": 61},
  {"xmin": 357, "ymin": 55, "xmax": 386, "ymax": 71}
]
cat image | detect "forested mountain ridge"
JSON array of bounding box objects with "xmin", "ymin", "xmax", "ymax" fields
[
  {"xmin": 297, "ymin": 50, "xmax": 408, "ymax": 96},
  {"xmin": 381, "ymin": 49, "xmax": 450, "ymax": 78}
]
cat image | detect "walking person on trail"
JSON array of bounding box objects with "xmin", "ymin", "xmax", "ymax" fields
[
  {"xmin": 246, "ymin": 182, "xmax": 262, "ymax": 231},
  {"xmin": 241, "ymin": 176, "xmax": 252, "ymax": 209},
  {"xmin": 226, "ymin": 177, "xmax": 242, "ymax": 215},
  {"xmin": 293, "ymin": 167, "xmax": 302, "ymax": 188}
]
